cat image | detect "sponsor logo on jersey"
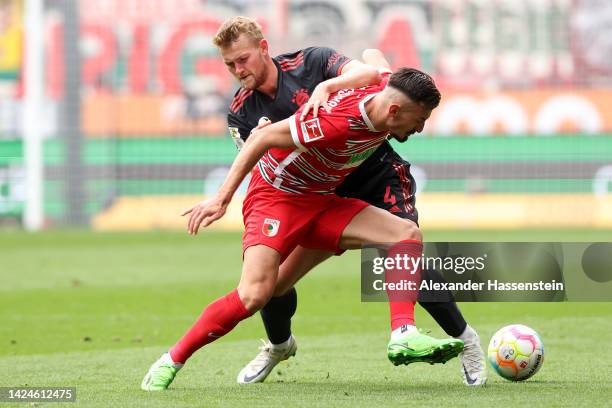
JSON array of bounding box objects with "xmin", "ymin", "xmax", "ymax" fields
[
  {"xmin": 262, "ymin": 218, "xmax": 280, "ymax": 237},
  {"xmin": 229, "ymin": 127, "xmax": 244, "ymax": 149},
  {"xmin": 327, "ymin": 88, "xmax": 354, "ymax": 108},
  {"xmin": 342, "ymin": 146, "xmax": 378, "ymax": 168},
  {"xmin": 301, "ymin": 118, "xmax": 325, "ymax": 143},
  {"xmin": 229, "ymin": 126, "xmax": 240, "ymax": 139}
]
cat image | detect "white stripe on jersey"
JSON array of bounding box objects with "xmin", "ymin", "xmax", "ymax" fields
[
  {"xmin": 289, "ymin": 116, "xmax": 306, "ymax": 151},
  {"xmin": 273, "ymin": 150, "xmax": 302, "ymax": 188},
  {"xmin": 358, "ymin": 94, "xmax": 379, "ymax": 132},
  {"xmin": 257, "ymin": 77, "xmax": 390, "ymax": 195}
]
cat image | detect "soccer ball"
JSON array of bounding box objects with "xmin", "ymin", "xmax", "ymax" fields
[{"xmin": 487, "ymin": 324, "xmax": 544, "ymax": 381}]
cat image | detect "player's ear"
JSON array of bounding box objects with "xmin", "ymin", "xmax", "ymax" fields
[
  {"xmin": 388, "ymin": 103, "xmax": 401, "ymax": 117},
  {"xmin": 259, "ymin": 39, "xmax": 269, "ymax": 56}
]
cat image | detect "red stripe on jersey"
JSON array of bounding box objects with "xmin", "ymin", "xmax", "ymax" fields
[
  {"xmin": 280, "ymin": 58, "xmax": 305, "ymax": 71},
  {"xmin": 392, "ymin": 162, "xmax": 413, "ymax": 213},
  {"xmin": 279, "ymin": 51, "xmax": 304, "ymax": 66},
  {"xmin": 279, "ymin": 52, "xmax": 305, "ymax": 71},
  {"xmin": 258, "ymin": 80, "xmax": 390, "ymax": 194},
  {"xmin": 257, "ymin": 74, "xmax": 392, "ymax": 194},
  {"xmin": 335, "ymin": 58, "xmax": 351, "ymax": 76},
  {"xmin": 230, "ymin": 89, "xmax": 253, "ymax": 113},
  {"xmin": 230, "ymin": 89, "xmax": 252, "ymax": 112}
]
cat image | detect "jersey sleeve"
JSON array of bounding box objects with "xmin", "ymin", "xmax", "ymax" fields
[
  {"xmin": 288, "ymin": 112, "xmax": 349, "ymax": 151},
  {"xmin": 227, "ymin": 112, "xmax": 251, "ymax": 150},
  {"xmin": 303, "ymin": 47, "xmax": 352, "ymax": 80},
  {"xmin": 379, "ymin": 69, "xmax": 392, "ymax": 88}
]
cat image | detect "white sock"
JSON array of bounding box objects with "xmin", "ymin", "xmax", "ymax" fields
[
  {"xmin": 391, "ymin": 324, "xmax": 417, "ymax": 341},
  {"xmin": 271, "ymin": 335, "xmax": 293, "ymax": 350},
  {"xmin": 456, "ymin": 325, "xmax": 478, "ymax": 342},
  {"xmin": 162, "ymin": 352, "xmax": 183, "ymax": 369}
]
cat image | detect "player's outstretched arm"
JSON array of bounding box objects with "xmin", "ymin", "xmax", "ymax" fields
[
  {"xmin": 301, "ymin": 60, "xmax": 380, "ymax": 120},
  {"xmin": 182, "ymin": 119, "xmax": 295, "ymax": 235},
  {"xmin": 361, "ymin": 48, "xmax": 391, "ymax": 70}
]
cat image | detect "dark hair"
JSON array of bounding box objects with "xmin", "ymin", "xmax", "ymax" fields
[{"xmin": 388, "ymin": 68, "xmax": 441, "ymax": 110}]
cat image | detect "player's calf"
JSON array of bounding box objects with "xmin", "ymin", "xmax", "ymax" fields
[
  {"xmin": 141, "ymin": 246, "xmax": 281, "ymax": 390},
  {"xmin": 141, "ymin": 289, "xmax": 252, "ymax": 391}
]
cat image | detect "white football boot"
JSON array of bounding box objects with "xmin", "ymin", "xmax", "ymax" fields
[
  {"xmin": 457, "ymin": 325, "xmax": 487, "ymax": 386},
  {"xmin": 237, "ymin": 336, "xmax": 297, "ymax": 384}
]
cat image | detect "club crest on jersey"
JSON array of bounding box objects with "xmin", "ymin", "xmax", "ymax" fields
[
  {"xmin": 292, "ymin": 88, "xmax": 310, "ymax": 107},
  {"xmin": 262, "ymin": 218, "xmax": 280, "ymax": 237},
  {"xmin": 301, "ymin": 118, "xmax": 325, "ymax": 143}
]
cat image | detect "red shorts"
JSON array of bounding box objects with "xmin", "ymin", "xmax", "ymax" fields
[{"xmin": 242, "ymin": 171, "xmax": 369, "ymax": 262}]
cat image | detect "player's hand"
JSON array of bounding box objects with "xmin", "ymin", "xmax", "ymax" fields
[
  {"xmin": 300, "ymin": 84, "xmax": 331, "ymax": 120},
  {"xmin": 255, "ymin": 116, "xmax": 272, "ymax": 130},
  {"xmin": 181, "ymin": 197, "xmax": 227, "ymax": 235},
  {"xmin": 249, "ymin": 117, "xmax": 272, "ymax": 138}
]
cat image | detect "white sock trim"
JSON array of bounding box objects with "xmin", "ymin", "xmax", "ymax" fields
[
  {"xmin": 456, "ymin": 325, "xmax": 477, "ymax": 341},
  {"xmin": 391, "ymin": 325, "xmax": 417, "ymax": 340},
  {"xmin": 271, "ymin": 335, "xmax": 293, "ymax": 350},
  {"xmin": 163, "ymin": 352, "xmax": 184, "ymax": 369}
]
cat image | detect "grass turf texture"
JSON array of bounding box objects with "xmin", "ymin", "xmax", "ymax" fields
[{"xmin": 1, "ymin": 230, "xmax": 611, "ymax": 407}]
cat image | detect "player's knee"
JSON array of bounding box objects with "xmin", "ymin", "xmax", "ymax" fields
[
  {"xmin": 238, "ymin": 282, "xmax": 275, "ymax": 312},
  {"xmin": 397, "ymin": 220, "xmax": 422, "ymax": 242},
  {"xmin": 272, "ymin": 284, "xmax": 293, "ymax": 298}
]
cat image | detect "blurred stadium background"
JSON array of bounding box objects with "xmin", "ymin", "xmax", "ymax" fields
[
  {"xmin": 1, "ymin": 0, "xmax": 611, "ymax": 232},
  {"xmin": 2, "ymin": 3, "xmax": 612, "ymax": 404}
]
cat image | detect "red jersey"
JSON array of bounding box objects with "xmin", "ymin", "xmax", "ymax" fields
[{"xmin": 257, "ymin": 72, "xmax": 391, "ymax": 194}]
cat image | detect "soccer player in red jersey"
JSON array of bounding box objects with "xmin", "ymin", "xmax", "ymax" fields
[
  {"xmin": 141, "ymin": 64, "xmax": 468, "ymax": 390},
  {"xmin": 218, "ymin": 17, "xmax": 484, "ymax": 386},
  {"xmin": 217, "ymin": 17, "xmax": 484, "ymax": 386}
]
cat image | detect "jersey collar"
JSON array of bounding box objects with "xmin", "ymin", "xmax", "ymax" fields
[{"xmin": 358, "ymin": 93, "xmax": 379, "ymax": 132}]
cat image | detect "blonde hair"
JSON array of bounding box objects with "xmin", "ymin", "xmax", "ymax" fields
[{"xmin": 213, "ymin": 16, "xmax": 264, "ymax": 48}]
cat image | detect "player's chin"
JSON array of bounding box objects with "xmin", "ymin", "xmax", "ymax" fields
[
  {"xmin": 239, "ymin": 76, "xmax": 256, "ymax": 89},
  {"xmin": 390, "ymin": 133, "xmax": 410, "ymax": 143}
]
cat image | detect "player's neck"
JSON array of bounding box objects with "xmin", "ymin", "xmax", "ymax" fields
[
  {"xmin": 365, "ymin": 94, "xmax": 387, "ymax": 131},
  {"xmin": 256, "ymin": 58, "xmax": 279, "ymax": 99}
]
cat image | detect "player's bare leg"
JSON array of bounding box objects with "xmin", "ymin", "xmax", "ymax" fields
[
  {"xmin": 237, "ymin": 247, "xmax": 333, "ymax": 383},
  {"xmin": 251, "ymin": 220, "xmax": 484, "ymax": 383},
  {"xmin": 338, "ymin": 205, "xmax": 464, "ymax": 366},
  {"xmin": 274, "ymin": 240, "xmax": 485, "ymax": 382},
  {"xmin": 236, "ymin": 245, "xmax": 281, "ymax": 311},
  {"xmin": 142, "ymin": 245, "xmax": 279, "ymax": 391},
  {"xmin": 238, "ymin": 206, "xmax": 463, "ymax": 382},
  {"xmin": 274, "ymin": 247, "xmax": 333, "ymax": 297}
]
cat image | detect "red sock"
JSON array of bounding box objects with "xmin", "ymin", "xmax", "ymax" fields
[
  {"xmin": 385, "ymin": 240, "xmax": 423, "ymax": 331},
  {"xmin": 169, "ymin": 289, "xmax": 252, "ymax": 364}
]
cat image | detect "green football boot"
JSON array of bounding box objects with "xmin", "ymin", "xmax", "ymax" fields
[
  {"xmin": 387, "ymin": 328, "xmax": 464, "ymax": 366},
  {"xmin": 141, "ymin": 353, "xmax": 182, "ymax": 391}
]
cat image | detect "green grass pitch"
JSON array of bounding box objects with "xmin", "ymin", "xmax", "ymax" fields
[{"xmin": 1, "ymin": 229, "xmax": 611, "ymax": 407}]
